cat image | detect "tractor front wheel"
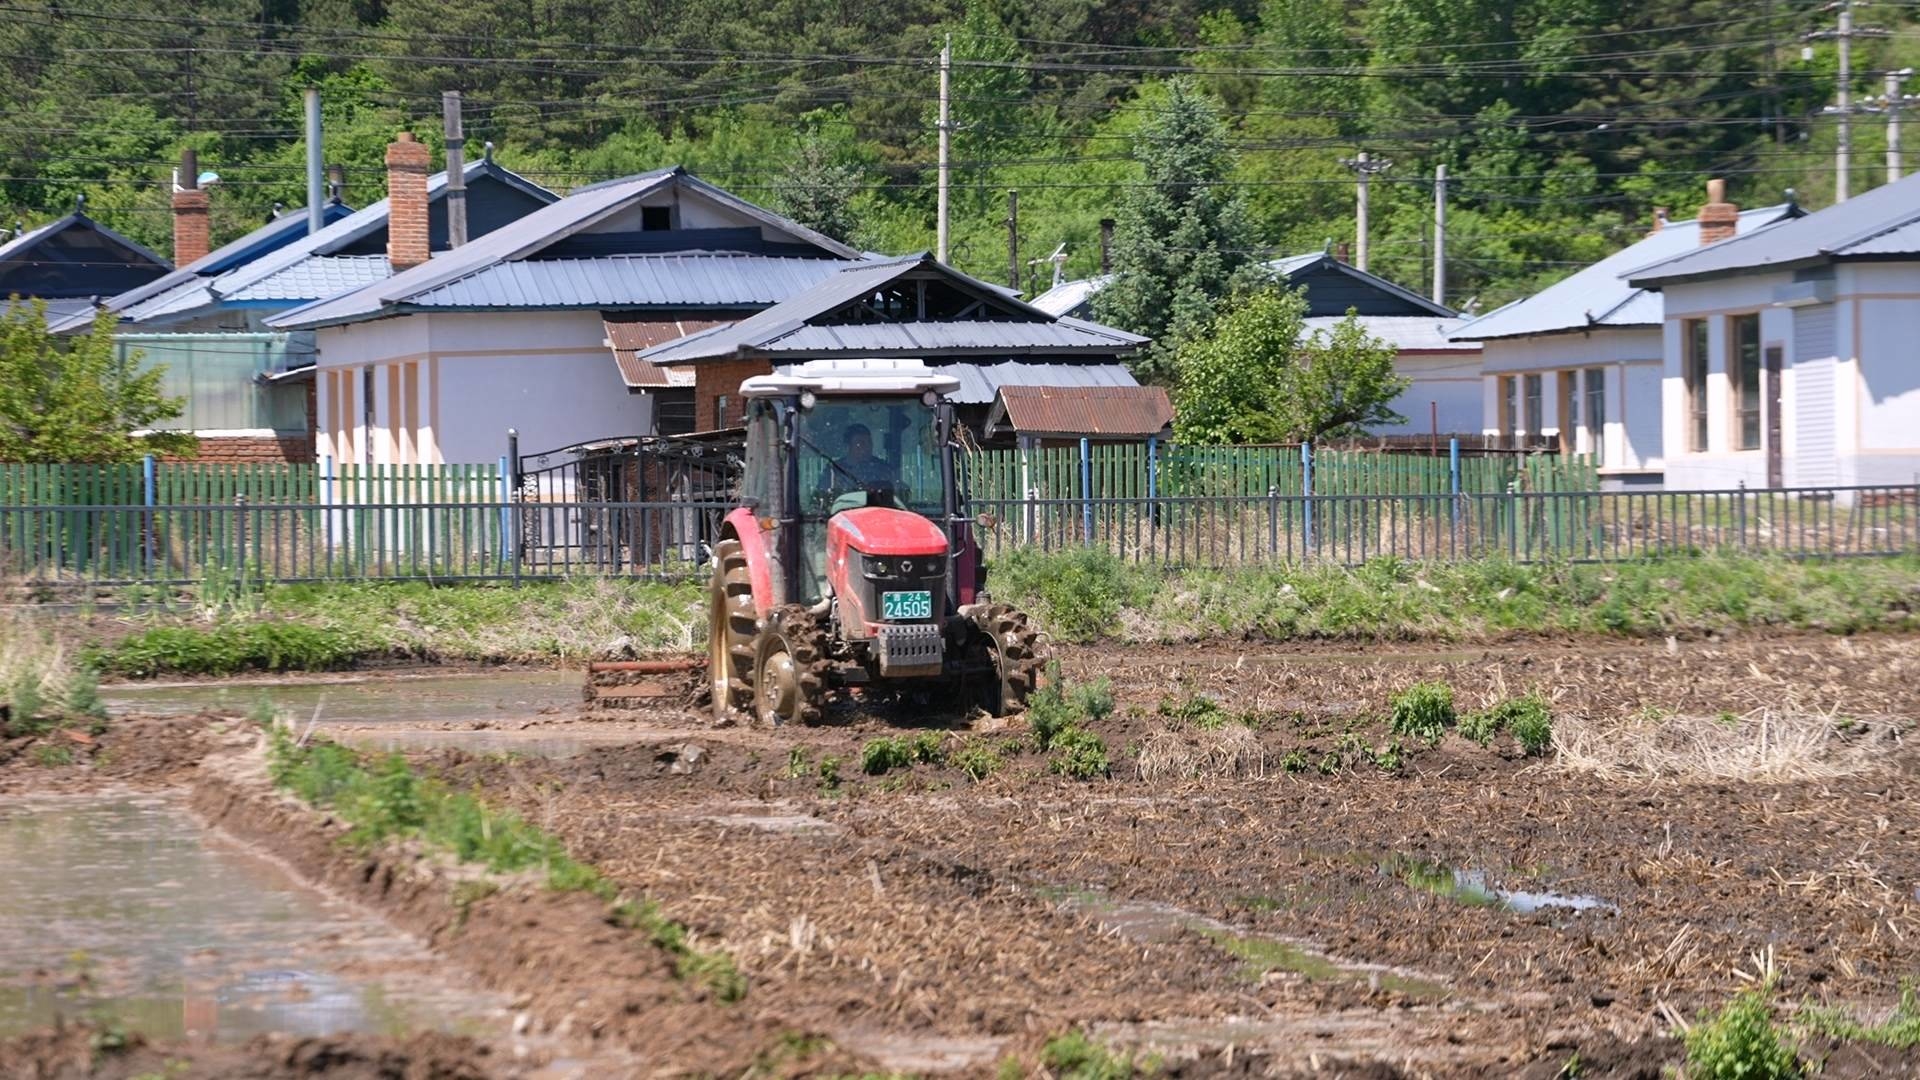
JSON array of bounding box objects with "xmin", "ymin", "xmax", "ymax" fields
[
  {"xmin": 751, "ymin": 606, "xmax": 828, "ymax": 726},
  {"xmin": 708, "ymin": 538, "xmax": 756, "ymax": 722}
]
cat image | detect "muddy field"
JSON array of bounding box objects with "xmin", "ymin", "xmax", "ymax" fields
[{"xmin": 6, "ymin": 632, "xmax": 1920, "ymax": 1078}]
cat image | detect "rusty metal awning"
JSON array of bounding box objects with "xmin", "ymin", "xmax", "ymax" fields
[
  {"xmin": 604, "ymin": 313, "xmax": 730, "ymax": 388},
  {"xmin": 986, "ymin": 384, "xmax": 1174, "ymax": 439}
]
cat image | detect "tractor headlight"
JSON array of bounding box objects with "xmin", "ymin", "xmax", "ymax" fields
[{"xmin": 864, "ymin": 556, "xmax": 894, "ymax": 578}]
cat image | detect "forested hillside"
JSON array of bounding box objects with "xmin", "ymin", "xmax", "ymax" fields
[{"xmin": 3, "ymin": 0, "xmax": 1916, "ymax": 308}]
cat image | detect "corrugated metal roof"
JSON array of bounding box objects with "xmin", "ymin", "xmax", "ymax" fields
[
  {"xmin": 988, "ymin": 384, "xmax": 1172, "ymax": 437},
  {"xmin": 1628, "ymin": 179, "xmax": 1920, "ymax": 285},
  {"xmin": 267, "ymin": 169, "xmax": 864, "ymax": 331},
  {"xmin": 1454, "ymin": 205, "xmax": 1795, "ymax": 341},
  {"xmin": 0, "ymin": 212, "xmax": 169, "ymax": 272},
  {"xmin": 1303, "ymin": 315, "xmax": 1480, "ymax": 352},
  {"xmin": 408, "ymin": 254, "xmax": 846, "ymax": 309},
  {"xmin": 778, "ymin": 359, "xmax": 1140, "ymax": 406},
  {"xmin": 640, "ymin": 254, "xmax": 1145, "ymax": 365},
  {"xmin": 604, "ymin": 314, "xmax": 729, "ymax": 387},
  {"xmin": 1028, "ymin": 275, "xmax": 1111, "ymax": 316},
  {"xmin": 221, "ymin": 256, "xmax": 394, "ymax": 301}
]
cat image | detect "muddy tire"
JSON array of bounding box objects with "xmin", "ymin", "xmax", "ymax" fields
[
  {"xmin": 968, "ymin": 603, "xmax": 1047, "ymax": 716},
  {"xmin": 707, "ymin": 538, "xmax": 757, "ymax": 722},
  {"xmin": 750, "ymin": 606, "xmax": 829, "ymax": 727}
]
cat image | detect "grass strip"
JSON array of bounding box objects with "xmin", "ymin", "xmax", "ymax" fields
[{"xmin": 264, "ymin": 724, "xmax": 743, "ymax": 1002}]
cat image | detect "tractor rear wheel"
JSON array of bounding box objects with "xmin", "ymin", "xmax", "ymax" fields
[
  {"xmin": 751, "ymin": 606, "xmax": 828, "ymax": 726},
  {"xmin": 968, "ymin": 603, "xmax": 1046, "ymax": 716},
  {"xmin": 707, "ymin": 538, "xmax": 757, "ymax": 722}
]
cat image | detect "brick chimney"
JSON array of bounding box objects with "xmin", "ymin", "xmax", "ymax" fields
[
  {"xmin": 1697, "ymin": 179, "xmax": 1738, "ymax": 246},
  {"xmin": 385, "ymin": 132, "xmax": 432, "ymax": 272},
  {"xmin": 171, "ymin": 148, "xmax": 209, "ymax": 267},
  {"xmin": 1650, "ymin": 207, "xmax": 1670, "ymax": 234}
]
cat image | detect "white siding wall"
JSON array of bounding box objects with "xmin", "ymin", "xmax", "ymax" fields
[
  {"xmin": 1658, "ymin": 275, "xmax": 1793, "ymax": 490},
  {"xmin": 1477, "ymin": 328, "xmax": 1664, "ymax": 471},
  {"xmin": 311, "ymin": 311, "xmax": 653, "ymax": 469},
  {"xmin": 1370, "ymin": 353, "xmax": 1484, "ymax": 435}
]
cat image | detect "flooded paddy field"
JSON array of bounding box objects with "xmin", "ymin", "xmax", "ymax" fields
[{"xmin": 6, "ymin": 631, "xmax": 1919, "ymax": 1077}]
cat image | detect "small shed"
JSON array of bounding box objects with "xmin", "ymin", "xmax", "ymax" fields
[{"xmin": 985, "ymin": 384, "xmax": 1173, "ymax": 446}]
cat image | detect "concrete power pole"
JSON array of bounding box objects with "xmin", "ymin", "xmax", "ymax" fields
[
  {"xmin": 1888, "ymin": 69, "xmax": 1912, "ymax": 182},
  {"xmin": 1340, "ymin": 151, "xmax": 1392, "ymax": 272},
  {"xmin": 1810, "ymin": 0, "xmax": 1889, "ymax": 202},
  {"xmin": 1006, "ymin": 189, "xmax": 1019, "ymax": 290},
  {"xmin": 443, "ymin": 90, "xmax": 467, "ymax": 248},
  {"xmin": 305, "ymin": 88, "xmax": 323, "ymax": 235},
  {"xmin": 936, "ymin": 36, "xmax": 952, "ymax": 263},
  {"xmin": 1432, "ymin": 164, "xmax": 1447, "ymax": 307}
]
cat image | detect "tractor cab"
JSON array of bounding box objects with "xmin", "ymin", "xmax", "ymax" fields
[{"xmin": 707, "ymin": 359, "xmax": 1044, "ymax": 725}]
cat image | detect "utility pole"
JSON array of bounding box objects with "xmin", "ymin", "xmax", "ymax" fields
[
  {"xmin": 1887, "ymin": 68, "xmax": 1912, "ymax": 181},
  {"xmin": 305, "ymin": 88, "xmax": 323, "ymax": 236},
  {"xmin": 936, "ymin": 35, "xmax": 952, "ymax": 264},
  {"xmin": 443, "ymin": 90, "xmax": 468, "ymax": 248},
  {"xmin": 1006, "ymin": 189, "xmax": 1019, "ymax": 290},
  {"xmin": 1809, "ymin": 0, "xmax": 1889, "ymax": 202},
  {"xmin": 1340, "ymin": 151, "xmax": 1391, "ymax": 272},
  {"xmin": 1432, "ymin": 164, "xmax": 1447, "ymax": 307}
]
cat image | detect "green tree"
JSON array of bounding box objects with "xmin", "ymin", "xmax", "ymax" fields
[
  {"xmin": 1173, "ymin": 288, "xmax": 1408, "ymax": 444},
  {"xmin": 0, "ymin": 302, "xmax": 196, "ymax": 463},
  {"xmin": 1093, "ymin": 79, "xmax": 1260, "ymax": 383},
  {"xmin": 769, "ymin": 135, "xmax": 865, "ymax": 246}
]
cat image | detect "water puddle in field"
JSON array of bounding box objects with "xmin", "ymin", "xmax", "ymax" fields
[
  {"xmin": 1040, "ymin": 887, "xmax": 1450, "ymax": 1001},
  {"xmin": 1382, "ymin": 855, "xmax": 1616, "ymax": 915},
  {"xmin": 103, "ymin": 670, "xmax": 581, "ymax": 727},
  {"xmin": 0, "ymin": 794, "xmax": 513, "ymax": 1042}
]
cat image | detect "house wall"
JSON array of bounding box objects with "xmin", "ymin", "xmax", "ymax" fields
[
  {"xmin": 1476, "ymin": 328, "xmax": 1663, "ymax": 473},
  {"xmin": 1659, "ymin": 263, "xmax": 1920, "ymax": 491},
  {"xmin": 1367, "ymin": 352, "xmax": 1483, "ymax": 436},
  {"xmin": 311, "ymin": 311, "xmax": 652, "ymax": 470}
]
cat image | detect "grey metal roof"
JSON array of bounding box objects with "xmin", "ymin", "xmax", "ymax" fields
[
  {"xmin": 1628, "ymin": 177, "xmax": 1920, "ymax": 286},
  {"xmin": 0, "ymin": 212, "xmax": 170, "ymax": 273},
  {"xmin": 88, "ymin": 203, "xmax": 357, "ymax": 318},
  {"xmin": 404, "ymin": 254, "xmax": 847, "ymax": 309},
  {"xmin": 267, "ymin": 168, "xmax": 865, "ymax": 331},
  {"xmin": 640, "ymin": 253, "xmax": 1144, "ymax": 365},
  {"xmin": 222, "ymin": 255, "xmax": 392, "ymax": 301},
  {"xmin": 778, "ymin": 359, "xmax": 1139, "ymax": 406},
  {"xmin": 1454, "ymin": 205, "xmax": 1795, "ymax": 341},
  {"xmin": 1304, "ymin": 315, "xmax": 1480, "ymax": 352},
  {"xmin": 1029, "ymin": 275, "xmax": 1112, "ymax": 316}
]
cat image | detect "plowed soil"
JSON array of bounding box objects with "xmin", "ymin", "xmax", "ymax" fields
[{"xmin": 10, "ymin": 631, "xmax": 1920, "ymax": 1077}]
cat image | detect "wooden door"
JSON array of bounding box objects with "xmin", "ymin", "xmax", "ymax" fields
[{"xmin": 1765, "ymin": 345, "xmax": 1784, "ymax": 488}]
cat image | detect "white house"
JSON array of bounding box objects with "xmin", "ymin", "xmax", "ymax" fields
[
  {"xmin": 1451, "ymin": 186, "xmax": 1799, "ymax": 486},
  {"xmin": 1627, "ymin": 174, "xmax": 1920, "ymax": 491},
  {"xmin": 1032, "ymin": 253, "xmax": 1483, "ymax": 437}
]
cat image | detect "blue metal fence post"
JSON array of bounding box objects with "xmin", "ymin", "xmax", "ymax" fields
[
  {"xmin": 141, "ymin": 454, "xmax": 156, "ymax": 572},
  {"xmin": 1448, "ymin": 437, "xmax": 1461, "ymax": 532},
  {"xmin": 1079, "ymin": 436, "xmax": 1093, "ymax": 545},
  {"xmin": 1301, "ymin": 441, "xmax": 1315, "ymax": 554}
]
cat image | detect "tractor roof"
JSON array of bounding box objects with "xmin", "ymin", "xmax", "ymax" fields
[{"xmin": 739, "ymin": 358, "xmax": 961, "ymax": 398}]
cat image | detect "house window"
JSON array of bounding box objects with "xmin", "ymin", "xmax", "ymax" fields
[
  {"xmin": 1583, "ymin": 367, "xmax": 1606, "ymax": 465},
  {"xmin": 1501, "ymin": 376, "xmax": 1519, "ymax": 442},
  {"xmin": 1684, "ymin": 318, "xmax": 1710, "ymax": 451},
  {"xmin": 1522, "ymin": 374, "xmax": 1543, "ymax": 440},
  {"xmin": 1729, "ymin": 313, "xmax": 1761, "ymax": 450},
  {"xmin": 654, "ymin": 389, "xmax": 695, "ymax": 437},
  {"xmin": 641, "ymin": 206, "xmax": 672, "ymax": 231}
]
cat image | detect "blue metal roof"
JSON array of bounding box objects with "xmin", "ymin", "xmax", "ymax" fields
[
  {"xmin": 1454, "ymin": 205, "xmax": 1796, "ymax": 341},
  {"xmin": 403, "ymin": 253, "xmax": 848, "ymax": 309},
  {"xmin": 267, "ymin": 168, "xmax": 866, "ymax": 330},
  {"xmin": 1628, "ymin": 175, "xmax": 1920, "ymax": 285}
]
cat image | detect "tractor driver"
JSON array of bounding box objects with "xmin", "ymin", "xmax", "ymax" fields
[{"xmin": 826, "ymin": 423, "xmax": 896, "ymax": 492}]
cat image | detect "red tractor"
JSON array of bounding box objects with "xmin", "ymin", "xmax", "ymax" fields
[{"xmin": 706, "ymin": 359, "xmax": 1045, "ymax": 725}]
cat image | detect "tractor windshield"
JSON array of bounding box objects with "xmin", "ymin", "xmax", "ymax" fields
[{"xmin": 796, "ymin": 395, "xmax": 945, "ymax": 520}]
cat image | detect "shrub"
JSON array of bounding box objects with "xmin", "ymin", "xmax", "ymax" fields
[
  {"xmin": 1460, "ymin": 693, "xmax": 1551, "ymax": 749},
  {"xmin": 1458, "ymin": 708, "xmax": 1500, "ymax": 746},
  {"xmin": 98, "ymin": 622, "xmax": 365, "ymax": 677},
  {"xmin": 1041, "ymin": 1030, "xmax": 1136, "ymax": 1080},
  {"xmin": 991, "ymin": 547, "xmax": 1150, "ymax": 642},
  {"xmin": 861, "ymin": 738, "xmax": 914, "ymax": 775},
  {"xmin": 1158, "ymin": 691, "xmax": 1235, "ymax": 729},
  {"xmin": 1684, "ymin": 987, "xmax": 1800, "ymax": 1079},
  {"xmin": 953, "ymin": 743, "xmax": 1003, "ymax": 781},
  {"xmin": 1799, "ymin": 980, "xmax": 1920, "ymax": 1048},
  {"xmin": 1510, "ymin": 707, "xmax": 1554, "ymax": 757},
  {"xmin": 1026, "ymin": 678, "xmax": 1079, "ymax": 751},
  {"xmin": 1389, "ymin": 681, "xmax": 1456, "ymax": 744},
  {"xmin": 1068, "ymin": 678, "xmax": 1116, "ymax": 724},
  {"xmin": 1049, "ymin": 728, "xmax": 1111, "ymax": 780}
]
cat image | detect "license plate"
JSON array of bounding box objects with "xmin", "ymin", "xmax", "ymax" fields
[{"xmin": 881, "ymin": 590, "xmax": 933, "ymax": 620}]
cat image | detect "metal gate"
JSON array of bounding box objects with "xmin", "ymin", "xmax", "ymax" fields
[{"xmin": 513, "ymin": 434, "xmax": 742, "ymax": 573}]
